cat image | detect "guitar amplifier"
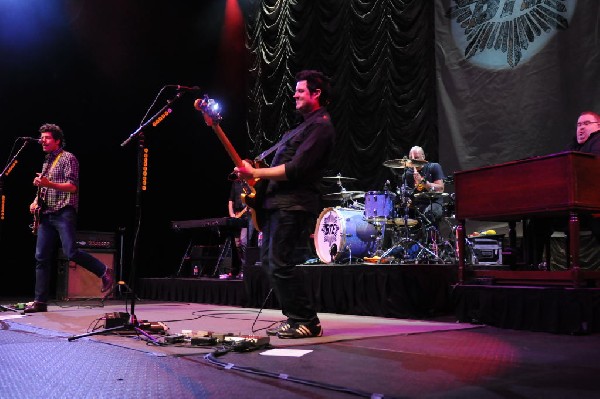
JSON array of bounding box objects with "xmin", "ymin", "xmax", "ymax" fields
[
  {"xmin": 74, "ymin": 230, "xmax": 116, "ymax": 250},
  {"xmin": 56, "ymin": 231, "xmax": 116, "ymax": 300}
]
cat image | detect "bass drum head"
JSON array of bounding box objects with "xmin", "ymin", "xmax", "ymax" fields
[{"xmin": 314, "ymin": 207, "xmax": 377, "ymax": 263}]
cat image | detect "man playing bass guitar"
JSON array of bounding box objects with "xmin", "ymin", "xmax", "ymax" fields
[{"xmin": 235, "ymin": 70, "xmax": 336, "ymax": 339}]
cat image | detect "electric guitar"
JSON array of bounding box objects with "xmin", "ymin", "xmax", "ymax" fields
[
  {"xmin": 30, "ymin": 178, "xmax": 44, "ymax": 235},
  {"xmin": 194, "ymin": 96, "xmax": 267, "ymax": 231}
]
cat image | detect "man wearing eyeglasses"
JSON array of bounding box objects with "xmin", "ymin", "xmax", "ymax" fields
[
  {"xmin": 572, "ymin": 111, "xmax": 600, "ymax": 152},
  {"xmin": 527, "ymin": 111, "xmax": 600, "ymax": 267}
]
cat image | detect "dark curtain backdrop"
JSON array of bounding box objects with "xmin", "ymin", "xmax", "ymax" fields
[
  {"xmin": 436, "ymin": 0, "xmax": 600, "ymax": 175},
  {"xmin": 0, "ymin": 0, "xmax": 437, "ymax": 296},
  {"xmin": 0, "ymin": 1, "xmax": 249, "ymax": 295},
  {"xmin": 244, "ymin": 0, "xmax": 438, "ymax": 193}
]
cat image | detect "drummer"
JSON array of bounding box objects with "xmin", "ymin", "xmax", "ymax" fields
[{"xmin": 401, "ymin": 146, "xmax": 445, "ymax": 226}]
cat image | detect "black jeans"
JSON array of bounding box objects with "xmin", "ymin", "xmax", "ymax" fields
[{"xmin": 260, "ymin": 209, "xmax": 318, "ymax": 324}]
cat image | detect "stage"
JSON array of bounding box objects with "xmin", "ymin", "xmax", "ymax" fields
[
  {"xmin": 136, "ymin": 263, "xmax": 600, "ymax": 334},
  {"xmin": 138, "ymin": 263, "xmax": 458, "ymax": 319}
]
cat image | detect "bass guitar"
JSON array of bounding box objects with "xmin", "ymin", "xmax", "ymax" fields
[{"xmin": 194, "ymin": 96, "xmax": 267, "ymax": 231}]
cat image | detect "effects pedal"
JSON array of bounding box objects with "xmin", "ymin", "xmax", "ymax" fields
[
  {"xmin": 104, "ymin": 312, "xmax": 130, "ymax": 328},
  {"xmin": 224, "ymin": 335, "xmax": 270, "ymax": 351}
]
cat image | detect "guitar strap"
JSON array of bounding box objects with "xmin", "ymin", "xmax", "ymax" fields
[
  {"xmin": 38, "ymin": 150, "xmax": 64, "ymax": 205},
  {"xmin": 255, "ymin": 119, "xmax": 310, "ymax": 162}
]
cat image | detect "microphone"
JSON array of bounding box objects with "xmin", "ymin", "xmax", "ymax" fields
[
  {"xmin": 19, "ymin": 137, "xmax": 41, "ymax": 143},
  {"xmin": 167, "ymin": 85, "xmax": 201, "ymax": 91}
]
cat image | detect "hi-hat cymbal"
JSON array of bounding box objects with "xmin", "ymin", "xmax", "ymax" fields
[
  {"xmin": 322, "ymin": 175, "xmax": 358, "ymax": 182},
  {"xmin": 322, "ymin": 191, "xmax": 365, "ymax": 200},
  {"xmin": 382, "ymin": 158, "xmax": 428, "ymax": 169}
]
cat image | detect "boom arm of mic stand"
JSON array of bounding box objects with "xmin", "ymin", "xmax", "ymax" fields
[
  {"xmin": 1, "ymin": 140, "xmax": 30, "ymax": 179},
  {"xmin": 1, "ymin": 141, "xmax": 32, "ymax": 242},
  {"xmin": 120, "ymin": 92, "xmax": 184, "ymax": 147}
]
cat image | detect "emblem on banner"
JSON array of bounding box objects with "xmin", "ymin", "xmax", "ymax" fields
[{"xmin": 446, "ymin": 0, "xmax": 575, "ymax": 68}]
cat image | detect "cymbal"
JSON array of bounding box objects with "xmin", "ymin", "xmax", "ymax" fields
[
  {"xmin": 414, "ymin": 192, "xmax": 449, "ymax": 199},
  {"xmin": 322, "ymin": 175, "xmax": 358, "ymax": 182},
  {"xmin": 322, "ymin": 191, "xmax": 365, "ymax": 200},
  {"xmin": 408, "ymin": 158, "xmax": 428, "ymax": 167},
  {"xmin": 382, "ymin": 158, "xmax": 428, "ymax": 169}
]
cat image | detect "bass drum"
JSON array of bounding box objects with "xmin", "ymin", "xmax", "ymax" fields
[{"xmin": 314, "ymin": 207, "xmax": 377, "ymax": 264}]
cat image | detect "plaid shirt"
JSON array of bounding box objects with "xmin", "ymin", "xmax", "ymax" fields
[{"xmin": 39, "ymin": 149, "xmax": 79, "ymax": 213}]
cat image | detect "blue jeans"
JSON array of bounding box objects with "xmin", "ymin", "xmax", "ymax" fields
[
  {"xmin": 260, "ymin": 209, "xmax": 318, "ymax": 324},
  {"xmin": 34, "ymin": 206, "xmax": 107, "ymax": 302}
]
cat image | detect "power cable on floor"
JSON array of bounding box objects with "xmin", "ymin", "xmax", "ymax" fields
[{"xmin": 204, "ymin": 352, "xmax": 404, "ymax": 399}]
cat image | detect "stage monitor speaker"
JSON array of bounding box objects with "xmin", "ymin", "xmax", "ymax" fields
[{"xmin": 56, "ymin": 250, "xmax": 115, "ymax": 300}]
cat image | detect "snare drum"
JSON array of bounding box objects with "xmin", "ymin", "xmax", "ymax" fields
[
  {"xmin": 314, "ymin": 207, "xmax": 377, "ymax": 263},
  {"xmin": 364, "ymin": 191, "xmax": 396, "ymax": 222},
  {"xmin": 393, "ymin": 197, "xmax": 419, "ymax": 226}
]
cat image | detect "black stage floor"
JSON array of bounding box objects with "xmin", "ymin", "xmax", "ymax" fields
[
  {"xmin": 2, "ymin": 299, "xmax": 600, "ymax": 399},
  {"xmin": 4, "ymin": 263, "xmax": 600, "ymax": 398}
]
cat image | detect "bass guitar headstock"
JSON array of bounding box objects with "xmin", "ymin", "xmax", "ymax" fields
[{"xmin": 194, "ymin": 95, "xmax": 222, "ymax": 127}]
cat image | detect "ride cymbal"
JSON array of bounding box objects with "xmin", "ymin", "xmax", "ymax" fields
[
  {"xmin": 408, "ymin": 158, "xmax": 428, "ymax": 167},
  {"xmin": 383, "ymin": 159, "xmax": 410, "ymax": 168},
  {"xmin": 322, "ymin": 175, "xmax": 358, "ymax": 182},
  {"xmin": 322, "ymin": 191, "xmax": 365, "ymax": 200},
  {"xmin": 383, "ymin": 158, "xmax": 428, "ymax": 168}
]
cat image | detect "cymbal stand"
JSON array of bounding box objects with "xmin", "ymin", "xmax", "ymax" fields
[
  {"xmin": 411, "ymin": 201, "xmax": 445, "ymax": 263},
  {"xmin": 346, "ymin": 197, "xmax": 364, "ymax": 211},
  {"xmin": 382, "ymin": 197, "xmax": 444, "ymax": 264},
  {"xmin": 371, "ymin": 220, "xmax": 388, "ymax": 257},
  {"xmin": 379, "ymin": 185, "xmax": 412, "ymax": 262}
]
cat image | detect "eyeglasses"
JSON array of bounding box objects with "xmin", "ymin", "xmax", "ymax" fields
[{"xmin": 577, "ymin": 121, "xmax": 599, "ymax": 127}]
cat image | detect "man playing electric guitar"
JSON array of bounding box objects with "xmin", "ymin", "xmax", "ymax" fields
[
  {"xmin": 24, "ymin": 123, "xmax": 113, "ymax": 313},
  {"xmin": 234, "ymin": 70, "xmax": 336, "ymax": 338}
]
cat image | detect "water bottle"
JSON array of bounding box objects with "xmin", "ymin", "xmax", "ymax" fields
[
  {"xmin": 257, "ymin": 231, "xmax": 263, "ymax": 247},
  {"xmin": 193, "ymin": 264, "xmax": 199, "ymax": 277}
]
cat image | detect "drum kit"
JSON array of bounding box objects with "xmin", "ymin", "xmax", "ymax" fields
[{"xmin": 315, "ymin": 161, "xmax": 458, "ymax": 265}]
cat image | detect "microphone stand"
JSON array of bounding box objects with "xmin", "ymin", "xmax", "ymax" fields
[
  {"xmin": 0, "ymin": 140, "xmax": 32, "ymax": 243},
  {"xmin": 68, "ymin": 91, "xmax": 185, "ymax": 343}
]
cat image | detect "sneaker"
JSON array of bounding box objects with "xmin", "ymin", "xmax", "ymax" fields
[
  {"xmin": 219, "ymin": 273, "xmax": 231, "ymax": 280},
  {"xmin": 101, "ymin": 268, "xmax": 114, "ymax": 293},
  {"xmin": 266, "ymin": 321, "xmax": 295, "ymax": 336},
  {"xmin": 23, "ymin": 301, "xmax": 48, "ymax": 314},
  {"xmin": 277, "ymin": 322, "xmax": 323, "ymax": 339}
]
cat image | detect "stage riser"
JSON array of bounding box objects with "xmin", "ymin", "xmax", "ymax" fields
[
  {"xmin": 137, "ymin": 278, "xmax": 245, "ymax": 306},
  {"xmin": 454, "ymin": 285, "xmax": 600, "ymax": 334},
  {"xmin": 137, "ymin": 264, "xmax": 459, "ymax": 319}
]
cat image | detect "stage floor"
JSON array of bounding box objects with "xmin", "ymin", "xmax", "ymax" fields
[{"xmin": 2, "ymin": 300, "xmax": 600, "ymax": 398}]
